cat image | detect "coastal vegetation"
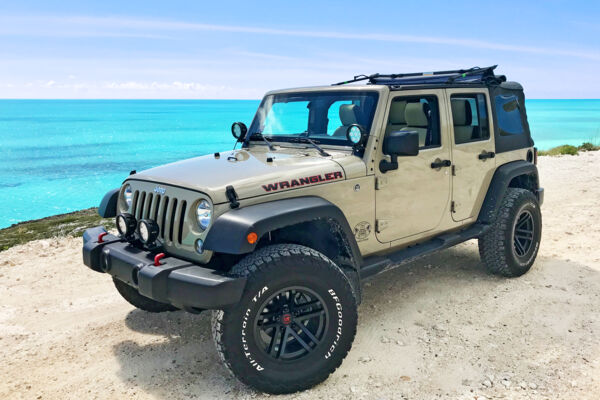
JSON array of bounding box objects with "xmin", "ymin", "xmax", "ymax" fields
[
  {"xmin": 0, "ymin": 208, "xmax": 114, "ymax": 251},
  {"xmin": 538, "ymin": 141, "xmax": 600, "ymax": 156}
]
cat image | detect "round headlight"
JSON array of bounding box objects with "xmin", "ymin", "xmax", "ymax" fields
[
  {"xmin": 116, "ymin": 213, "xmax": 136, "ymax": 237},
  {"xmin": 196, "ymin": 199, "xmax": 211, "ymax": 230},
  {"xmin": 124, "ymin": 185, "xmax": 133, "ymax": 207},
  {"xmin": 137, "ymin": 219, "xmax": 159, "ymax": 244}
]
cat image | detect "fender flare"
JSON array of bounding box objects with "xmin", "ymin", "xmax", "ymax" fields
[
  {"xmin": 477, "ymin": 160, "xmax": 540, "ymax": 224},
  {"xmin": 203, "ymin": 196, "xmax": 362, "ymax": 268},
  {"xmin": 98, "ymin": 188, "xmax": 119, "ymax": 218}
]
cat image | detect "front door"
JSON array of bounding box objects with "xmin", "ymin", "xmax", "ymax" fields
[
  {"xmin": 375, "ymin": 90, "xmax": 452, "ymax": 242},
  {"xmin": 446, "ymin": 89, "xmax": 496, "ymax": 221}
]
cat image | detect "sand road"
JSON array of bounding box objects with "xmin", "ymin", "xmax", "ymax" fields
[{"xmin": 2, "ymin": 152, "xmax": 600, "ymax": 399}]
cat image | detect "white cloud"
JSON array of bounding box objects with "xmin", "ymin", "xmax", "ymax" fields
[{"xmin": 1, "ymin": 15, "xmax": 599, "ymax": 61}]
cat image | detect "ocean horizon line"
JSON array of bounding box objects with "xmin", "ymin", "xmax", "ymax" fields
[{"xmin": 0, "ymin": 98, "xmax": 600, "ymax": 101}]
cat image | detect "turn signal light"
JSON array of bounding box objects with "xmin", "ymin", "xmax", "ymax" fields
[{"xmin": 247, "ymin": 232, "xmax": 258, "ymax": 244}]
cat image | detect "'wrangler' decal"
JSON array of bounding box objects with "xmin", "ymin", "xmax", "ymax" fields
[{"xmin": 262, "ymin": 171, "xmax": 343, "ymax": 192}]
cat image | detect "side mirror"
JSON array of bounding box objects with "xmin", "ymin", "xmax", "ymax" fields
[
  {"xmin": 379, "ymin": 131, "xmax": 419, "ymax": 173},
  {"xmin": 231, "ymin": 122, "xmax": 247, "ymax": 141}
]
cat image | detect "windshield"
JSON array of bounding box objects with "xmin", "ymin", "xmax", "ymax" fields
[{"xmin": 247, "ymin": 91, "xmax": 379, "ymax": 146}]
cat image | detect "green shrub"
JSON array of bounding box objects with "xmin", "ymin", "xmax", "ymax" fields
[
  {"xmin": 537, "ymin": 145, "xmax": 579, "ymax": 156},
  {"xmin": 578, "ymin": 142, "xmax": 600, "ymax": 151}
]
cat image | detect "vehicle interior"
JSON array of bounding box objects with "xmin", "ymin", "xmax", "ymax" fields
[{"xmin": 386, "ymin": 97, "xmax": 441, "ymax": 148}]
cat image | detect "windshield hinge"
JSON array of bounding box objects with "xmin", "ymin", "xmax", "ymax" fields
[
  {"xmin": 226, "ymin": 185, "xmax": 240, "ymax": 209},
  {"xmin": 375, "ymin": 177, "xmax": 387, "ymax": 190}
]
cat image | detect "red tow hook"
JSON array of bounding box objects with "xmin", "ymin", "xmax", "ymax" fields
[
  {"xmin": 154, "ymin": 253, "xmax": 166, "ymax": 266},
  {"xmin": 97, "ymin": 232, "xmax": 108, "ymax": 243}
]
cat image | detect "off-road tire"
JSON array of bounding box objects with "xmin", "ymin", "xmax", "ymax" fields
[
  {"xmin": 211, "ymin": 244, "xmax": 358, "ymax": 394},
  {"xmin": 479, "ymin": 188, "xmax": 542, "ymax": 277},
  {"xmin": 112, "ymin": 277, "xmax": 178, "ymax": 313}
]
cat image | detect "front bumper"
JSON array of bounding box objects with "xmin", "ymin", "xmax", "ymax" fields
[{"xmin": 82, "ymin": 226, "xmax": 246, "ymax": 310}]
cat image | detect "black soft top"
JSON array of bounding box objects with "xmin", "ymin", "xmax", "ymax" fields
[
  {"xmin": 333, "ymin": 65, "xmax": 533, "ymax": 153},
  {"xmin": 332, "ymin": 65, "xmax": 505, "ymax": 88}
]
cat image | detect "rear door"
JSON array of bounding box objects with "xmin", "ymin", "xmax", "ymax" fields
[{"xmin": 446, "ymin": 88, "xmax": 496, "ymax": 221}]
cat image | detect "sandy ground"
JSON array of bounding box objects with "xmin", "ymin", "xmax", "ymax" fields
[{"xmin": 2, "ymin": 152, "xmax": 600, "ymax": 400}]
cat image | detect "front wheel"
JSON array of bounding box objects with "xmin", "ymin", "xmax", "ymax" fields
[
  {"xmin": 211, "ymin": 244, "xmax": 358, "ymax": 394},
  {"xmin": 479, "ymin": 188, "xmax": 542, "ymax": 277}
]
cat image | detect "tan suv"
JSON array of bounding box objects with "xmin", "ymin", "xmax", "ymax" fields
[{"xmin": 83, "ymin": 65, "xmax": 543, "ymax": 394}]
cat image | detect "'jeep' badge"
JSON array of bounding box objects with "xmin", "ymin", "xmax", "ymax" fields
[{"xmin": 153, "ymin": 186, "xmax": 166, "ymax": 195}]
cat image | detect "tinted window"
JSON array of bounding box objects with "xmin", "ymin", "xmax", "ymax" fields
[
  {"xmin": 390, "ymin": 95, "xmax": 440, "ymax": 148},
  {"xmin": 249, "ymin": 91, "xmax": 379, "ymax": 146},
  {"xmin": 495, "ymin": 94, "xmax": 524, "ymax": 136},
  {"xmin": 451, "ymin": 93, "xmax": 490, "ymax": 144}
]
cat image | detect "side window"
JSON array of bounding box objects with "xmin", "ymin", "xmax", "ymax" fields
[
  {"xmin": 495, "ymin": 94, "xmax": 524, "ymax": 136},
  {"xmin": 389, "ymin": 95, "xmax": 440, "ymax": 149},
  {"xmin": 451, "ymin": 93, "xmax": 490, "ymax": 144},
  {"xmin": 263, "ymin": 101, "xmax": 309, "ymax": 135}
]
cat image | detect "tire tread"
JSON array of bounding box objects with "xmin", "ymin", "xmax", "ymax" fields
[{"xmin": 211, "ymin": 244, "xmax": 357, "ymax": 394}]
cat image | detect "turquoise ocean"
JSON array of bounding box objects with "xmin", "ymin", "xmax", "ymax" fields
[{"xmin": 1, "ymin": 99, "xmax": 599, "ymax": 228}]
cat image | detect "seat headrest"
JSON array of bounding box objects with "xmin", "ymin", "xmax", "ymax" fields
[
  {"xmin": 451, "ymin": 99, "xmax": 472, "ymax": 126},
  {"xmin": 339, "ymin": 104, "xmax": 358, "ymax": 126},
  {"xmin": 404, "ymin": 102, "xmax": 429, "ymax": 127},
  {"xmin": 388, "ymin": 101, "xmax": 407, "ymax": 124}
]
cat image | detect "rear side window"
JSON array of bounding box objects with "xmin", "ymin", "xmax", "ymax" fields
[
  {"xmin": 450, "ymin": 93, "xmax": 490, "ymax": 144},
  {"xmin": 495, "ymin": 95, "xmax": 524, "ymax": 136}
]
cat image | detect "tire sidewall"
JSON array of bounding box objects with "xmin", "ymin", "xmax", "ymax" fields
[
  {"xmin": 220, "ymin": 257, "xmax": 357, "ymax": 387},
  {"xmin": 504, "ymin": 193, "xmax": 542, "ymax": 273}
]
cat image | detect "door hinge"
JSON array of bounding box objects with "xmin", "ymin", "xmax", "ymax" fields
[
  {"xmin": 376, "ymin": 219, "xmax": 389, "ymax": 232},
  {"xmin": 450, "ymin": 201, "xmax": 456, "ymax": 213},
  {"xmin": 375, "ymin": 176, "xmax": 387, "ymax": 190},
  {"xmin": 451, "ymin": 165, "xmax": 456, "ymax": 176}
]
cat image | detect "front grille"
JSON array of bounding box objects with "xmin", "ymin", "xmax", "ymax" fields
[{"xmin": 131, "ymin": 190, "xmax": 187, "ymax": 245}]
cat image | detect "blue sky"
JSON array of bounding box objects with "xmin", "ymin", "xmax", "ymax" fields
[{"xmin": 0, "ymin": 1, "xmax": 598, "ymax": 99}]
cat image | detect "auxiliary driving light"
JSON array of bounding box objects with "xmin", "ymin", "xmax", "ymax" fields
[
  {"xmin": 116, "ymin": 213, "xmax": 137, "ymax": 238},
  {"xmin": 137, "ymin": 219, "xmax": 160, "ymax": 244}
]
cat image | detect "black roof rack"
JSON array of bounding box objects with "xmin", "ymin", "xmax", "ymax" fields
[{"xmin": 332, "ymin": 65, "xmax": 506, "ymax": 87}]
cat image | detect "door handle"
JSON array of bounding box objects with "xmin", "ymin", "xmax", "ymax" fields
[
  {"xmin": 430, "ymin": 159, "xmax": 452, "ymax": 169},
  {"xmin": 478, "ymin": 151, "xmax": 495, "ymax": 160}
]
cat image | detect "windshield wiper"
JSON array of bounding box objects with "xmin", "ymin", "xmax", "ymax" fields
[
  {"xmin": 290, "ymin": 137, "xmax": 330, "ymax": 157},
  {"xmin": 249, "ymin": 132, "xmax": 275, "ymax": 151}
]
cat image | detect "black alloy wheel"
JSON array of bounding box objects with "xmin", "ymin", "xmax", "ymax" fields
[
  {"xmin": 254, "ymin": 287, "xmax": 328, "ymax": 361},
  {"xmin": 513, "ymin": 210, "xmax": 535, "ymax": 258}
]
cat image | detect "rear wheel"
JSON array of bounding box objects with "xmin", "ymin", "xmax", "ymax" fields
[
  {"xmin": 211, "ymin": 244, "xmax": 358, "ymax": 394},
  {"xmin": 112, "ymin": 277, "xmax": 178, "ymax": 313},
  {"xmin": 479, "ymin": 188, "xmax": 542, "ymax": 277}
]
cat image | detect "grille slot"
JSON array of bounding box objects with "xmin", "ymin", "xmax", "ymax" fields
[{"xmin": 131, "ymin": 191, "xmax": 185, "ymax": 245}]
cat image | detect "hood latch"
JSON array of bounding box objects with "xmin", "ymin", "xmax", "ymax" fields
[{"xmin": 226, "ymin": 185, "xmax": 240, "ymax": 209}]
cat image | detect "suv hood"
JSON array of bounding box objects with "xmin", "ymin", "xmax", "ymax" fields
[{"xmin": 129, "ymin": 148, "xmax": 365, "ymax": 204}]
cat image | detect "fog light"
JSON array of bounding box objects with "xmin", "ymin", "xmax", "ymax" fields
[
  {"xmin": 137, "ymin": 219, "xmax": 159, "ymax": 244},
  {"xmin": 116, "ymin": 213, "xmax": 136, "ymax": 238},
  {"xmin": 195, "ymin": 239, "xmax": 204, "ymax": 254}
]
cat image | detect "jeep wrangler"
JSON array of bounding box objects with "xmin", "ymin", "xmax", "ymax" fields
[{"xmin": 82, "ymin": 65, "xmax": 543, "ymax": 394}]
